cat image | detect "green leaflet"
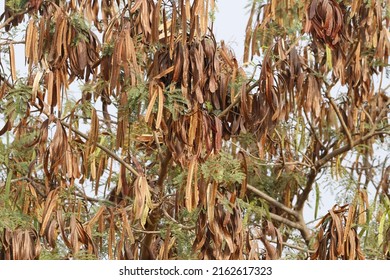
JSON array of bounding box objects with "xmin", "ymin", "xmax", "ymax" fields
[
  {"xmin": 5, "ymin": 170, "xmax": 12, "ymax": 207},
  {"xmin": 326, "ymin": 45, "xmax": 332, "ymax": 70},
  {"xmin": 314, "ymin": 182, "xmax": 320, "ymax": 220},
  {"xmin": 378, "ymin": 212, "xmax": 386, "ymax": 246}
]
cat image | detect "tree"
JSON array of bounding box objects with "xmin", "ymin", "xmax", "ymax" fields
[{"xmin": 0, "ymin": 0, "xmax": 389, "ymax": 260}]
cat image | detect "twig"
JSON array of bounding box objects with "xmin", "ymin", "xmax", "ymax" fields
[
  {"xmin": 247, "ymin": 184, "xmax": 298, "ymax": 218},
  {"xmin": 303, "ymin": 109, "xmax": 326, "ymax": 149},
  {"xmin": 0, "ymin": 10, "xmax": 29, "ymax": 30},
  {"xmin": 0, "ymin": 40, "xmax": 25, "ymax": 46},
  {"xmin": 0, "ymin": 73, "xmax": 12, "ymax": 88},
  {"xmin": 325, "ymin": 90, "xmax": 353, "ymax": 147},
  {"xmin": 314, "ymin": 99, "xmax": 389, "ymax": 169},
  {"xmin": 162, "ymin": 208, "xmax": 195, "ymax": 230},
  {"xmin": 268, "ymin": 212, "xmax": 303, "ymax": 230},
  {"xmin": 269, "ymin": 240, "xmax": 315, "ymax": 254},
  {"xmin": 73, "ymin": 183, "xmax": 116, "ymax": 206},
  {"xmin": 229, "ymin": 140, "xmax": 311, "ymax": 169},
  {"xmin": 153, "ymin": 131, "xmax": 163, "ymax": 155},
  {"xmin": 273, "ymin": 129, "xmax": 285, "ymax": 161},
  {"xmin": 361, "ymin": 105, "xmax": 375, "ymax": 128},
  {"xmin": 315, "ymin": 126, "xmax": 387, "ymax": 169},
  {"xmin": 382, "ymin": 83, "xmax": 390, "ymax": 92},
  {"xmin": 247, "ymin": 184, "xmax": 313, "ymax": 242},
  {"xmin": 217, "ymin": 91, "xmax": 242, "ymax": 118},
  {"xmin": 10, "ymin": 176, "xmax": 46, "ymax": 198},
  {"xmin": 61, "ymin": 121, "xmax": 141, "ymax": 178},
  {"xmin": 344, "ymin": 40, "xmax": 360, "ymax": 68},
  {"xmin": 132, "ymin": 229, "xmax": 161, "ymax": 234},
  {"xmin": 295, "ymin": 169, "xmax": 317, "ymax": 213}
]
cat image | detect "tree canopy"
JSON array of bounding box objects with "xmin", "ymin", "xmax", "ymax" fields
[{"xmin": 0, "ymin": 0, "xmax": 389, "ymax": 260}]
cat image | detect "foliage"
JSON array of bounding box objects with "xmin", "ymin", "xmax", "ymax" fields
[
  {"xmin": 201, "ymin": 151, "xmax": 245, "ymax": 185},
  {"xmin": 0, "ymin": 0, "xmax": 389, "ymax": 260}
]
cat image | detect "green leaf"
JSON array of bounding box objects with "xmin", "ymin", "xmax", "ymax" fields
[
  {"xmin": 378, "ymin": 213, "xmax": 386, "ymax": 246},
  {"xmin": 314, "ymin": 182, "xmax": 320, "ymax": 220},
  {"xmin": 201, "ymin": 151, "xmax": 245, "ymax": 185},
  {"xmin": 326, "ymin": 45, "xmax": 332, "ymax": 69},
  {"xmin": 5, "ymin": 170, "xmax": 12, "ymax": 206}
]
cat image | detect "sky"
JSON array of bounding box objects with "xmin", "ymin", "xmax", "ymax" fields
[{"xmin": 213, "ymin": 1, "xmax": 248, "ymax": 63}]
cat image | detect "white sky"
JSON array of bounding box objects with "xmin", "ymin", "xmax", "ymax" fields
[{"xmin": 214, "ymin": 1, "xmax": 248, "ymax": 63}]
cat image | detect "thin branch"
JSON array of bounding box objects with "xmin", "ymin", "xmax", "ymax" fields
[
  {"xmin": 247, "ymin": 184, "xmax": 298, "ymax": 218},
  {"xmin": 73, "ymin": 184, "xmax": 116, "ymax": 206},
  {"xmin": 382, "ymin": 83, "xmax": 390, "ymax": 92},
  {"xmin": 0, "ymin": 10, "xmax": 29, "ymax": 30},
  {"xmin": 230, "ymin": 140, "xmax": 311, "ymax": 168},
  {"xmin": 0, "ymin": 40, "xmax": 25, "ymax": 46},
  {"xmin": 344, "ymin": 40, "xmax": 360, "ymax": 68},
  {"xmin": 361, "ymin": 105, "xmax": 375, "ymax": 127},
  {"xmin": 325, "ymin": 91, "xmax": 353, "ymax": 147},
  {"xmin": 314, "ymin": 99, "xmax": 389, "ymax": 169},
  {"xmin": 268, "ymin": 212, "xmax": 303, "ymax": 230},
  {"xmin": 132, "ymin": 229, "xmax": 161, "ymax": 234},
  {"xmin": 0, "ymin": 72, "xmax": 12, "ymax": 88},
  {"xmin": 274, "ymin": 129, "xmax": 287, "ymax": 165},
  {"xmin": 217, "ymin": 90, "xmax": 243, "ymax": 118},
  {"xmin": 303, "ymin": 109, "xmax": 326, "ymax": 149},
  {"xmin": 373, "ymin": 158, "xmax": 389, "ymax": 207},
  {"xmin": 153, "ymin": 131, "xmax": 163, "ymax": 155},
  {"xmin": 269, "ymin": 240, "xmax": 315, "ymax": 254},
  {"xmin": 315, "ymin": 129, "xmax": 386, "ymax": 170},
  {"xmin": 247, "ymin": 183, "xmax": 314, "ymax": 244},
  {"xmin": 162, "ymin": 208, "xmax": 195, "ymax": 230},
  {"xmin": 9, "ymin": 176, "xmax": 46, "ymax": 198},
  {"xmin": 61, "ymin": 121, "xmax": 141, "ymax": 178},
  {"xmin": 295, "ymin": 170, "xmax": 317, "ymax": 212}
]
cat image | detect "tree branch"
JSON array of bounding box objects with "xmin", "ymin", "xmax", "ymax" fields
[
  {"xmin": 0, "ymin": 10, "xmax": 29, "ymax": 30},
  {"xmin": 292, "ymin": 99, "xmax": 389, "ymax": 242},
  {"xmin": 269, "ymin": 240, "xmax": 315, "ymax": 254},
  {"xmin": 295, "ymin": 169, "xmax": 317, "ymax": 212},
  {"xmin": 315, "ymin": 129, "xmax": 386, "ymax": 170},
  {"xmin": 247, "ymin": 184, "xmax": 298, "ymax": 218},
  {"xmin": 315, "ymin": 99, "xmax": 389, "ymax": 169},
  {"xmin": 217, "ymin": 89, "xmax": 243, "ymax": 118},
  {"xmin": 0, "ymin": 40, "xmax": 25, "ymax": 46},
  {"xmin": 162, "ymin": 208, "xmax": 195, "ymax": 230},
  {"xmin": 268, "ymin": 212, "xmax": 304, "ymax": 230},
  {"xmin": 247, "ymin": 184, "xmax": 313, "ymax": 243}
]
